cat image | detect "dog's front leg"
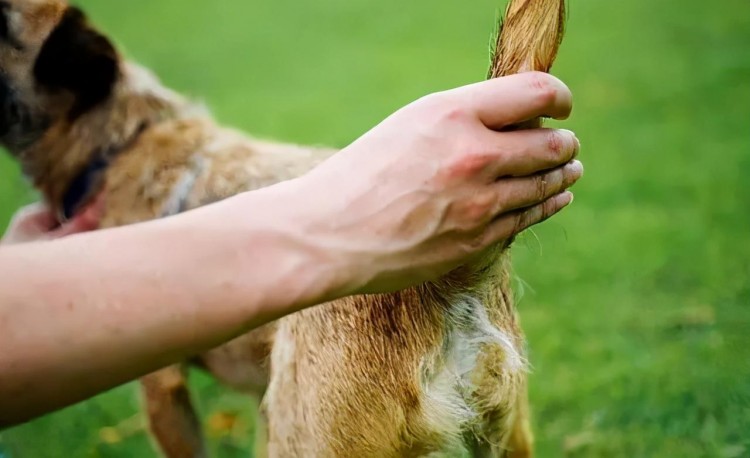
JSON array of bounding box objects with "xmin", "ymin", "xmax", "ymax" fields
[{"xmin": 141, "ymin": 364, "xmax": 207, "ymax": 458}]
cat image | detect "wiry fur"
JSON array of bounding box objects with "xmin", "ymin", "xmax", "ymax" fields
[
  {"xmin": 490, "ymin": 0, "xmax": 566, "ymax": 77},
  {"xmin": 0, "ymin": 0, "xmax": 566, "ymax": 456}
]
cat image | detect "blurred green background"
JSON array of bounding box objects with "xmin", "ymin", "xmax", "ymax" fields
[{"xmin": 1, "ymin": 0, "xmax": 749, "ymax": 456}]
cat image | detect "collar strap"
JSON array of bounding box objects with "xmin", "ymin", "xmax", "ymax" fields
[{"xmin": 60, "ymin": 123, "xmax": 148, "ymax": 221}]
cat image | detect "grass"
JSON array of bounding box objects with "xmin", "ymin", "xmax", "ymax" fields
[{"xmin": 1, "ymin": 0, "xmax": 749, "ymax": 456}]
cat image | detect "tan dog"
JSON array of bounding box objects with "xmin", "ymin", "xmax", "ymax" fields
[{"xmin": 0, "ymin": 0, "xmax": 565, "ymax": 456}]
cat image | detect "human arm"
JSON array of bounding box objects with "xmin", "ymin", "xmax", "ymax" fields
[{"xmin": 0, "ymin": 72, "xmax": 582, "ymax": 427}]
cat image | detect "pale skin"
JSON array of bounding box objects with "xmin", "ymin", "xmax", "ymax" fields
[{"xmin": 0, "ymin": 72, "xmax": 582, "ymax": 428}]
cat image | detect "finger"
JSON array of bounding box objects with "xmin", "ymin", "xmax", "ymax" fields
[
  {"xmin": 493, "ymin": 160, "xmax": 583, "ymax": 214},
  {"xmin": 48, "ymin": 220, "xmax": 91, "ymax": 239},
  {"xmin": 482, "ymin": 128, "xmax": 580, "ymax": 179},
  {"xmin": 485, "ymin": 191, "xmax": 574, "ymax": 244},
  {"xmin": 11, "ymin": 202, "xmax": 58, "ymax": 233},
  {"xmin": 48, "ymin": 211, "xmax": 99, "ymax": 239},
  {"xmin": 454, "ymin": 72, "xmax": 572, "ymax": 129}
]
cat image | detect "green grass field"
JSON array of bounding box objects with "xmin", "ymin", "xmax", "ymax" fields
[{"xmin": 1, "ymin": 0, "xmax": 749, "ymax": 456}]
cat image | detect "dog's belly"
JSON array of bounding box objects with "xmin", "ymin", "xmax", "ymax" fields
[{"xmin": 194, "ymin": 323, "xmax": 275, "ymax": 395}]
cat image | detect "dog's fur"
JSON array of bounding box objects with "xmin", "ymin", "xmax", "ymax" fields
[{"xmin": 0, "ymin": 0, "xmax": 565, "ymax": 456}]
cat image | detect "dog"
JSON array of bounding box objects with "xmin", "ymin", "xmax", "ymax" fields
[{"xmin": 0, "ymin": 0, "xmax": 565, "ymax": 456}]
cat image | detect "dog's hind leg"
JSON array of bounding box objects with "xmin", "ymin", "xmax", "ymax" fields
[
  {"xmin": 141, "ymin": 364, "xmax": 207, "ymax": 458},
  {"xmin": 466, "ymin": 371, "xmax": 533, "ymax": 458},
  {"xmin": 505, "ymin": 385, "xmax": 533, "ymax": 458},
  {"xmin": 468, "ymin": 405, "xmax": 533, "ymax": 458},
  {"xmin": 253, "ymin": 400, "xmax": 269, "ymax": 458}
]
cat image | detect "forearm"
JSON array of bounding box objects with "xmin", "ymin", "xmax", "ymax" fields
[
  {"xmin": 0, "ymin": 72, "xmax": 582, "ymax": 428},
  {"xmin": 0, "ymin": 186, "xmax": 340, "ymax": 427}
]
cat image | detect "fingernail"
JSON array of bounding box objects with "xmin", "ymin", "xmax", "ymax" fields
[
  {"xmin": 559, "ymin": 191, "xmax": 574, "ymax": 206},
  {"xmin": 560, "ymin": 129, "xmax": 580, "ymax": 154},
  {"xmin": 564, "ymin": 160, "xmax": 584, "ymax": 176}
]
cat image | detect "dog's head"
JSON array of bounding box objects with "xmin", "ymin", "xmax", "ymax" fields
[{"xmin": 0, "ymin": 0, "xmax": 119, "ymax": 152}]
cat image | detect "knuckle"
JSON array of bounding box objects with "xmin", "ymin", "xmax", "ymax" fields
[
  {"xmin": 547, "ymin": 129, "xmax": 566, "ymax": 158},
  {"xmin": 512, "ymin": 211, "xmax": 527, "ymax": 235},
  {"xmin": 527, "ymin": 72, "xmax": 558, "ymax": 108},
  {"xmin": 413, "ymin": 92, "xmax": 452, "ymax": 116},
  {"xmin": 533, "ymin": 175, "xmax": 548, "ymax": 200},
  {"xmin": 512, "ymin": 194, "xmax": 563, "ymax": 235},
  {"xmin": 441, "ymin": 104, "xmax": 470, "ymax": 123},
  {"xmin": 452, "ymin": 225, "xmax": 488, "ymax": 255},
  {"xmin": 451, "ymin": 193, "xmax": 497, "ymax": 230},
  {"xmin": 419, "ymin": 92, "xmax": 467, "ymax": 121},
  {"xmin": 541, "ymin": 198, "xmax": 557, "ymax": 220},
  {"xmin": 463, "ymin": 192, "xmax": 496, "ymax": 223},
  {"xmin": 448, "ymin": 150, "xmax": 492, "ymax": 178},
  {"xmin": 464, "ymin": 230, "xmax": 488, "ymax": 251},
  {"xmin": 526, "ymin": 71, "xmax": 550, "ymax": 91}
]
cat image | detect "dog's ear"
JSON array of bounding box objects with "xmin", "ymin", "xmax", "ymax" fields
[{"xmin": 33, "ymin": 7, "xmax": 119, "ymax": 119}]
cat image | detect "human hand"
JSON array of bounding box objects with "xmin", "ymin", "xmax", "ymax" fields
[
  {"xmin": 1, "ymin": 202, "xmax": 99, "ymax": 245},
  {"xmin": 278, "ymin": 72, "xmax": 583, "ymax": 295}
]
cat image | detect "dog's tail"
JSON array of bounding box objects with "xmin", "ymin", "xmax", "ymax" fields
[{"xmin": 489, "ymin": 0, "xmax": 566, "ymax": 126}]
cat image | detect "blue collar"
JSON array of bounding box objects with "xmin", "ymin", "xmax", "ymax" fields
[{"xmin": 60, "ymin": 123, "xmax": 148, "ymax": 221}]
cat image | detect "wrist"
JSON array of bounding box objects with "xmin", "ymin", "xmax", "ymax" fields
[{"xmin": 217, "ymin": 182, "xmax": 359, "ymax": 321}]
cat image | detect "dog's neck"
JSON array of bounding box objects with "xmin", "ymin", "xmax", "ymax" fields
[
  {"xmin": 57, "ymin": 121, "xmax": 149, "ymax": 221},
  {"xmin": 18, "ymin": 62, "xmax": 197, "ymax": 221}
]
